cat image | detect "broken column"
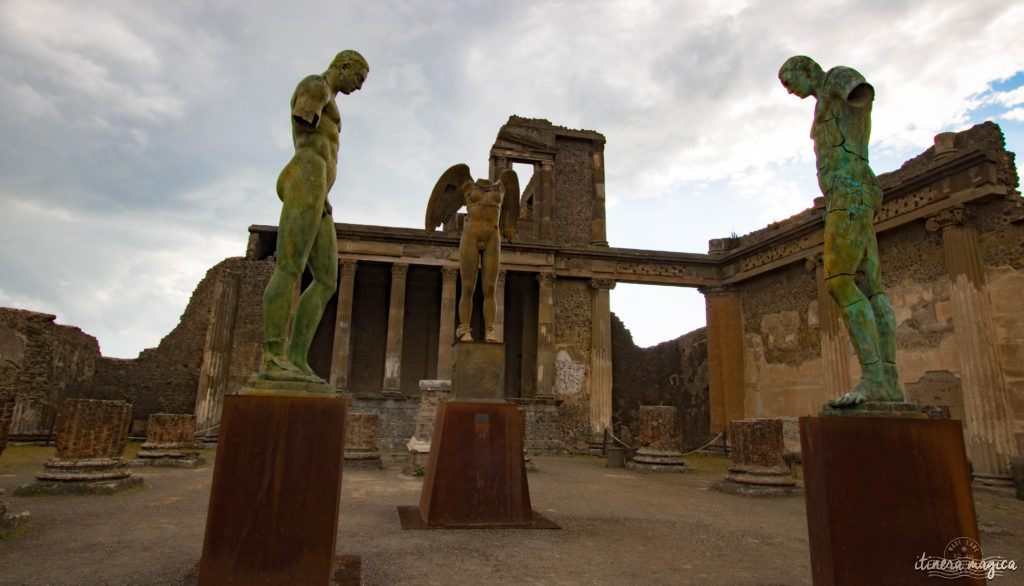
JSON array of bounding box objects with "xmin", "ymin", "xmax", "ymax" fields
[
  {"xmin": 716, "ymin": 418, "xmax": 797, "ymax": 496},
  {"xmin": 344, "ymin": 412, "xmax": 382, "ymax": 469},
  {"xmin": 627, "ymin": 405, "xmax": 691, "ymax": 472},
  {"xmin": 134, "ymin": 413, "xmax": 203, "ymax": 467},
  {"xmin": 0, "ymin": 392, "xmax": 29, "ymax": 535},
  {"xmin": 15, "ymin": 399, "xmax": 142, "ymax": 496},
  {"xmin": 406, "ymin": 379, "xmax": 451, "ymax": 473}
]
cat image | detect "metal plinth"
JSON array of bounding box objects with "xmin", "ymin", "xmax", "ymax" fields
[
  {"xmin": 800, "ymin": 416, "xmax": 982, "ymax": 585},
  {"xmin": 199, "ymin": 394, "xmax": 348, "ymax": 585},
  {"xmin": 399, "ymin": 402, "xmax": 558, "ymax": 529}
]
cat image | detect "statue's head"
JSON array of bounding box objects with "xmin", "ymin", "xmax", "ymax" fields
[
  {"xmin": 779, "ymin": 55, "xmax": 822, "ymax": 99},
  {"xmin": 327, "ymin": 50, "xmax": 369, "ymax": 95}
]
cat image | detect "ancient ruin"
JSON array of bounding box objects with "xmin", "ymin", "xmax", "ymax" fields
[
  {"xmin": 133, "ymin": 413, "xmax": 202, "ymax": 467},
  {"xmin": 626, "ymin": 405, "xmax": 691, "ymax": 472},
  {"xmin": 0, "ymin": 116, "xmax": 1021, "ymax": 484},
  {"xmin": 715, "ymin": 418, "xmax": 798, "ymax": 496}
]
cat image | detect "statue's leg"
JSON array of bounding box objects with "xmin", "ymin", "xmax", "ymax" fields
[
  {"xmin": 285, "ymin": 211, "xmax": 338, "ymax": 382},
  {"xmin": 855, "ymin": 231, "xmax": 903, "ymax": 401},
  {"xmin": 258, "ymin": 154, "xmax": 326, "ymax": 382},
  {"xmin": 481, "ymin": 240, "xmax": 499, "ymax": 342},
  {"xmin": 457, "ymin": 236, "xmax": 478, "ymax": 342},
  {"xmin": 823, "ymin": 209, "xmax": 887, "ymax": 407}
]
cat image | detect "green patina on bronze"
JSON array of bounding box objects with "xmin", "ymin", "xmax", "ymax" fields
[
  {"xmin": 779, "ymin": 56, "xmax": 904, "ymax": 408},
  {"xmin": 257, "ymin": 50, "xmax": 368, "ymax": 385}
]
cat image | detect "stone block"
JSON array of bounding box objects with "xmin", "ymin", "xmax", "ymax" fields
[
  {"xmin": 452, "ymin": 342, "xmax": 505, "ymax": 401},
  {"xmin": 345, "ymin": 412, "xmax": 381, "ymax": 469},
  {"xmin": 133, "ymin": 413, "xmax": 203, "ymax": 467}
]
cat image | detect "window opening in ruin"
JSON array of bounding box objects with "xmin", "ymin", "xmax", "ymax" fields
[
  {"xmin": 511, "ymin": 162, "xmax": 536, "ymax": 219},
  {"xmin": 610, "ymin": 284, "xmax": 706, "ymax": 348}
]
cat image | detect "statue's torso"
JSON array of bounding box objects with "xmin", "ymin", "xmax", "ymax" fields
[
  {"xmin": 291, "ymin": 75, "xmax": 341, "ymax": 189},
  {"xmin": 463, "ymin": 184, "xmax": 502, "ymax": 249},
  {"xmin": 812, "ymin": 66, "xmax": 880, "ymax": 212}
]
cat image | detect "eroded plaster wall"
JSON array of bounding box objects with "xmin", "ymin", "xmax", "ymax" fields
[{"xmin": 553, "ymin": 278, "xmax": 592, "ymax": 450}]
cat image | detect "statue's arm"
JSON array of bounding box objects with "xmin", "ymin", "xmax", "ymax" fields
[
  {"xmin": 291, "ymin": 75, "xmax": 331, "ymax": 127},
  {"xmin": 828, "ymin": 66, "xmax": 874, "ymax": 108}
]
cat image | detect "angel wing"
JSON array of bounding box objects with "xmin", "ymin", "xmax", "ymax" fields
[
  {"xmin": 498, "ymin": 168, "xmax": 520, "ymax": 241},
  {"xmin": 425, "ymin": 164, "xmax": 473, "ymax": 232}
]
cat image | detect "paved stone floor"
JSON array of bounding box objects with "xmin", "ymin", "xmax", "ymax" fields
[{"xmin": 1, "ymin": 443, "xmax": 1022, "ymax": 585}]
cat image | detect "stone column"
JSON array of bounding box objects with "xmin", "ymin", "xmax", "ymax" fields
[
  {"xmin": 330, "ymin": 261, "xmax": 358, "ymax": 392},
  {"xmin": 538, "ymin": 161, "xmax": 555, "ymax": 241},
  {"xmin": 807, "ymin": 254, "xmax": 853, "ymax": 400},
  {"xmin": 383, "ymin": 263, "xmax": 410, "ymax": 393},
  {"xmin": 494, "ymin": 269, "xmax": 507, "ymax": 342},
  {"xmin": 590, "ymin": 151, "xmax": 608, "ymax": 246},
  {"xmin": 489, "ymin": 155, "xmax": 509, "ymax": 182},
  {"xmin": 589, "ymin": 278, "xmax": 615, "ymax": 436},
  {"xmin": 701, "ymin": 286, "xmax": 746, "ymax": 436},
  {"xmin": 344, "ymin": 412, "xmax": 382, "ymax": 469},
  {"xmin": 16, "ymin": 399, "xmax": 142, "ymax": 495},
  {"xmin": 717, "ymin": 418, "xmax": 797, "ymax": 495},
  {"xmin": 627, "ymin": 405, "xmax": 690, "ymax": 472},
  {"xmin": 927, "ymin": 208, "xmax": 1018, "ymax": 482},
  {"xmin": 436, "ymin": 266, "xmax": 459, "ymax": 380},
  {"xmin": 194, "ymin": 274, "xmax": 239, "ymax": 437},
  {"xmin": 136, "ymin": 414, "xmax": 202, "ymax": 466},
  {"xmin": 536, "ymin": 273, "xmax": 556, "ymax": 398},
  {"xmin": 0, "ymin": 391, "xmax": 29, "ymax": 535}
]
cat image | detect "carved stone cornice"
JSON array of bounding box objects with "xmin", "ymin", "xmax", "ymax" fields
[
  {"xmin": 925, "ymin": 205, "xmax": 967, "ymax": 232},
  {"xmin": 697, "ymin": 285, "xmax": 738, "ymax": 297},
  {"xmin": 589, "ymin": 278, "xmax": 616, "ymax": 291}
]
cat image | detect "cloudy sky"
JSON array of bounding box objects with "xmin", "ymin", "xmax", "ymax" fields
[{"xmin": 1, "ymin": 0, "xmax": 1022, "ymax": 357}]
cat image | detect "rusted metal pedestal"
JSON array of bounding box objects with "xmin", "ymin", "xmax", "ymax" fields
[
  {"xmin": 398, "ymin": 402, "xmax": 558, "ymax": 529},
  {"xmin": 800, "ymin": 416, "xmax": 983, "ymax": 585},
  {"xmin": 199, "ymin": 394, "xmax": 349, "ymax": 585}
]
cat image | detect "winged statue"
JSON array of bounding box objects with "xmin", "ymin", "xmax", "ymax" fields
[{"xmin": 426, "ymin": 164, "xmax": 520, "ymax": 342}]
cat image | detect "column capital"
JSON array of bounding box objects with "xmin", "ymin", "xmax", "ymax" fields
[
  {"xmin": 496, "ymin": 269, "xmax": 507, "ymax": 288},
  {"xmin": 441, "ymin": 265, "xmax": 459, "ymax": 281},
  {"xmin": 804, "ymin": 252, "xmax": 823, "ymax": 272},
  {"xmin": 589, "ymin": 278, "xmax": 616, "ymax": 291},
  {"xmin": 391, "ymin": 262, "xmax": 409, "ymax": 280},
  {"xmin": 536, "ymin": 272, "xmax": 556, "ymax": 288},
  {"xmin": 339, "ymin": 260, "xmax": 357, "ymax": 277},
  {"xmin": 925, "ymin": 205, "xmax": 968, "ymax": 232}
]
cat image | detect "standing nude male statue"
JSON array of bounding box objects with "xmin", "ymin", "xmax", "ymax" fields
[
  {"xmin": 426, "ymin": 164, "xmax": 520, "ymax": 342},
  {"xmin": 258, "ymin": 50, "xmax": 369, "ymax": 384},
  {"xmin": 779, "ymin": 55, "xmax": 904, "ymax": 407}
]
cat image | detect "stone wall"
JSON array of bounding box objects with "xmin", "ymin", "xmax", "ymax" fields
[
  {"xmin": 553, "ymin": 138, "xmax": 596, "ymax": 247},
  {"xmin": 88, "ymin": 257, "xmax": 273, "ymax": 427},
  {"xmin": 610, "ymin": 313, "xmax": 709, "ymax": 451},
  {"xmin": 553, "ymin": 278, "xmax": 593, "ymax": 450},
  {"xmin": 0, "ymin": 308, "xmax": 100, "ymax": 403}
]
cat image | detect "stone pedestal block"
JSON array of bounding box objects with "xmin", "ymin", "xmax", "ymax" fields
[
  {"xmin": 715, "ymin": 418, "xmax": 797, "ymax": 496},
  {"xmin": 452, "ymin": 342, "xmax": 504, "ymax": 402},
  {"xmin": 134, "ymin": 413, "xmax": 202, "ymax": 467},
  {"xmin": 800, "ymin": 416, "xmax": 982, "ymax": 586},
  {"xmin": 199, "ymin": 394, "xmax": 348, "ymax": 585},
  {"xmin": 345, "ymin": 412, "xmax": 381, "ymax": 469},
  {"xmin": 16, "ymin": 399, "xmax": 141, "ymax": 496},
  {"xmin": 407, "ymin": 380, "xmax": 451, "ymax": 472},
  {"xmin": 398, "ymin": 402, "xmax": 557, "ymax": 529},
  {"xmin": 627, "ymin": 405, "xmax": 691, "ymax": 473}
]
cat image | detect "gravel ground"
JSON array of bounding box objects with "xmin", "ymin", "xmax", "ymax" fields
[{"xmin": 1, "ymin": 443, "xmax": 1022, "ymax": 585}]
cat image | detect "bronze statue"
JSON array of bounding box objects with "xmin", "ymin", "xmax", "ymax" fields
[
  {"xmin": 426, "ymin": 164, "xmax": 519, "ymax": 342},
  {"xmin": 779, "ymin": 55, "xmax": 904, "ymax": 407},
  {"xmin": 258, "ymin": 50, "xmax": 369, "ymax": 384}
]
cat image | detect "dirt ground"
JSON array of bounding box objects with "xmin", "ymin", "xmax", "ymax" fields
[{"xmin": 1, "ymin": 442, "xmax": 1022, "ymax": 586}]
